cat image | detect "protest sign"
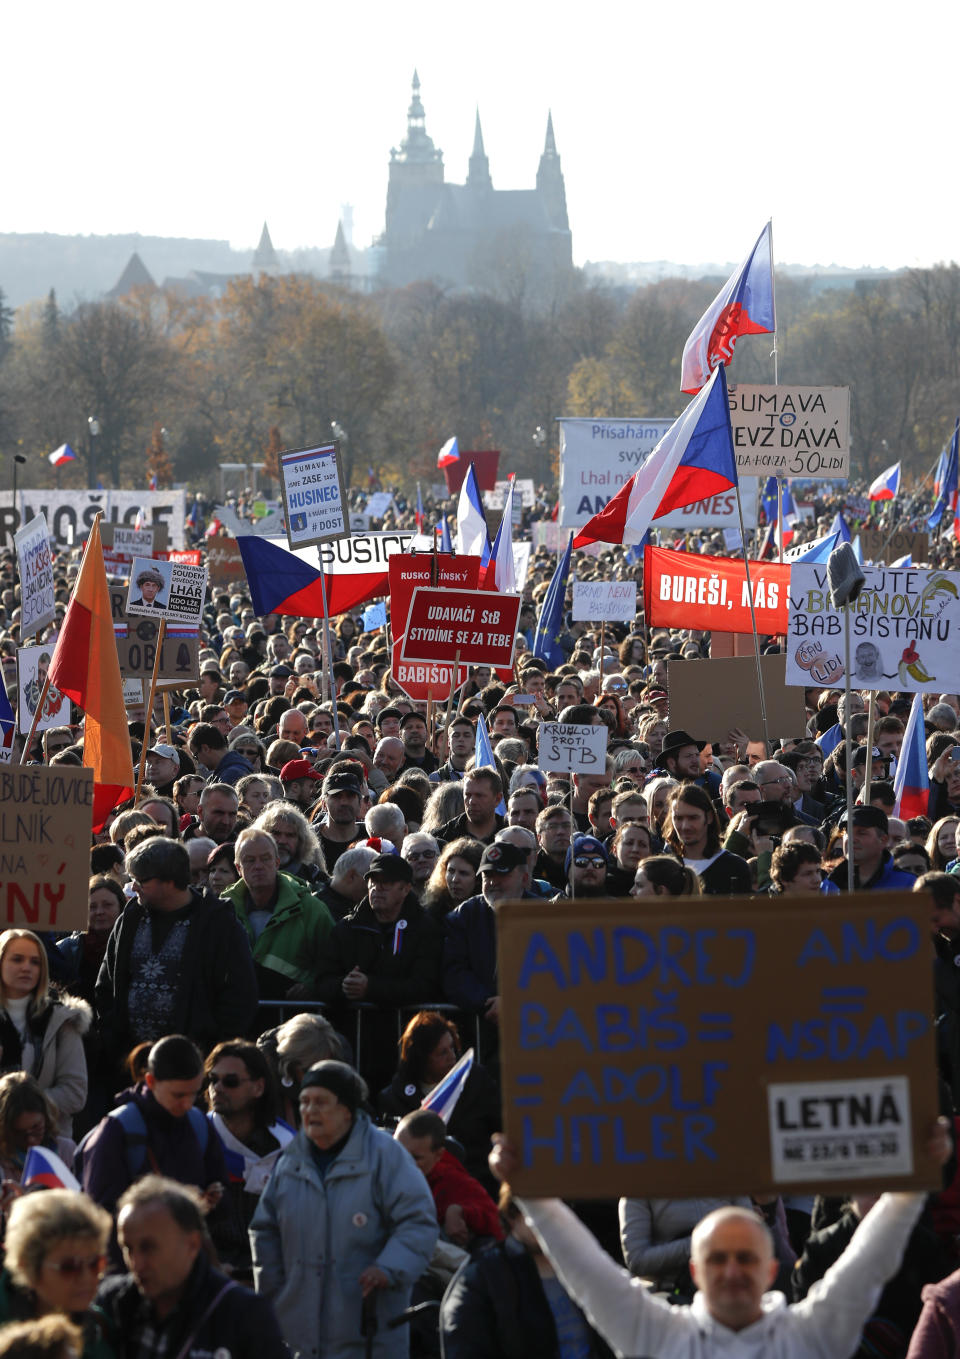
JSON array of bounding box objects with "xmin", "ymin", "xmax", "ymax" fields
[
  {"xmin": 126, "ymin": 557, "xmax": 207, "ymax": 628},
  {"xmin": 727, "ymin": 384, "xmax": 850, "ymax": 478},
  {"xmin": 17, "ymin": 644, "xmax": 70, "ymax": 732},
  {"xmin": 349, "ymin": 512, "xmax": 371, "ymax": 533},
  {"xmin": 484, "ymin": 479, "xmax": 535, "ymax": 510},
  {"xmin": 388, "ymin": 553, "xmax": 481, "ymax": 700},
  {"xmin": 206, "ymin": 538, "xmax": 247, "ymax": 589},
  {"xmin": 158, "ymin": 549, "xmax": 203, "ymax": 567},
  {"xmin": 365, "ymin": 491, "xmax": 394, "ymax": 519},
  {"xmin": 122, "ymin": 679, "xmax": 145, "ymax": 709},
  {"xmin": 111, "ymin": 586, "xmax": 201, "ymax": 683},
  {"xmin": 572, "ymin": 581, "xmax": 637, "ymax": 624},
  {"xmin": 860, "ymin": 529, "xmax": 930, "ymax": 565},
  {"xmin": 279, "ymin": 442, "xmax": 349, "ymax": 548},
  {"xmin": 644, "ymin": 546, "xmax": 790, "ymax": 635},
  {"xmin": 497, "ymin": 891, "xmax": 939, "ymax": 1198},
  {"xmin": 99, "ymin": 522, "xmax": 169, "ymax": 554},
  {"xmin": 785, "ymin": 563, "xmax": 960, "ymax": 692},
  {"xmin": 537, "ymin": 723, "xmax": 609, "ymax": 774},
  {"xmin": 667, "ymin": 655, "xmax": 806, "ymax": 740},
  {"xmin": 0, "ymin": 766, "xmax": 94, "ymax": 931},
  {"xmin": 0, "ymin": 490, "xmax": 186, "ymax": 550},
  {"xmin": 14, "ymin": 514, "xmax": 55, "ymax": 639},
  {"xmin": 532, "ymin": 522, "xmax": 603, "ymax": 559},
  {"xmin": 401, "ymin": 589, "xmax": 521, "ymax": 669},
  {"xmin": 557, "ymin": 418, "xmax": 673, "ymax": 527}
]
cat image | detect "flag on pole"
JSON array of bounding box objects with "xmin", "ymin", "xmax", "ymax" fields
[
  {"xmin": 851, "ymin": 534, "xmax": 863, "ymax": 565},
  {"xmin": 532, "ymin": 532, "xmax": 573, "ymax": 669},
  {"xmin": 868, "ymin": 462, "xmax": 901, "ymax": 500},
  {"xmin": 48, "ymin": 443, "xmax": 77, "ymax": 467},
  {"xmin": 483, "ymin": 481, "xmax": 516, "ymax": 591},
  {"xmin": 0, "ymin": 683, "xmax": 14, "ymax": 764},
  {"xmin": 148, "ymin": 473, "xmax": 158, "ymax": 491},
  {"xmin": 475, "ymin": 718, "xmax": 507, "ymax": 814},
  {"xmin": 415, "ymin": 483, "xmax": 425, "ymax": 535},
  {"xmin": 573, "ymin": 365, "xmax": 738, "ymax": 549},
  {"xmin": 439, "ymin": 515, "xmax": 453, "ymax": 554},
  {"xmin": 456, "ymin": 465, "xmax": 490, "ymax": 558},
  {"xmin": 187, "ymin": 499, "xmax": 201, "ymax": 531},
  {"xmin": 420, "ymin": 1048, "xmax": 475, "ymax": 1123},
  {"xmin": 890, "ymin": 553, "xmax": 913, "ymax": 569},
  {"xmin": 21, "ymin": 1146, "xmax": 81, "ymax": 1192},
  {"xmin": 133, "ymin": 506, "xmax": 148, "ymax": 531},
  {"xmin": 928, "ymin": 421, "xmax": 959, "ymax": 534},
  {"xmin": 46, "ymin": 517, "xmax": 134, "ymax": 831},
  {"xmin": 362, "ymin": 600, "xmax": 387, "ymax": 632},
  {"xmin": 783, "ymin": 530, "xmax": 840, "ymax": 565},
  {"xmin": 893, "ymin": 693, "xmax": 929, "ymax": 821},
  {"xmin": 761, "ymin": 477, "xmax": 778, "ymax": 525},
  {"xmin": 680, "ymin": 222, "xmax": 776, "ymax": 394},
  {"xmin": 437, "ymin": 436, "xmax": 460, "ymax": 469}
]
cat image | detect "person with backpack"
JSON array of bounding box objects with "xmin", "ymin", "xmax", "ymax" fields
[{"xmin": 77, "ymin": 1036, "xmax": 226, "ymax": 1220}]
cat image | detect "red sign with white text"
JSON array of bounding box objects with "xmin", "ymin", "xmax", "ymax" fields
[
  {"xmin": 388, "ymin": 554, "xmax": 481, "ymax": 700},
  {"xmin": 643, "ymin": 545, "xmax": 790, "ymax": 635},
  {"xmin": 401, "ymin": 588, "xmax": 522, "ymax": 668}
]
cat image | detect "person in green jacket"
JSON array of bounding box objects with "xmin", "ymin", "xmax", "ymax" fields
[{"xmin": 223, "ymin": 830, "xmax": 334, "ymax": 999}]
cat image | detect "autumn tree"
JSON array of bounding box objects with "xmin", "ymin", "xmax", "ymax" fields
[
  {"xmin": 145, "ymin": 423, "xmax": 174, "ymax": 488},
  {"xmin": 261, "ymin": 424, "xmax": 284, "ymax": 487}
]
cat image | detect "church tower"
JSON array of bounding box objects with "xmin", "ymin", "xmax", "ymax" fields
[
  {"xmin": 466, "ymin": 109, "xmax": 492, "ymax": 192},
  {"xmin": 385, "ymin": 71, "xmax": 445, "ymax": 247},
  {"xmin": 329, "ymin": 221, "xmax": 351, "ymax": 282},
  {"xmin": 251, "ymin": 222, "xmax": 279, "ymax": 277},
  {"xmin": 536, "ymin": 112, "xmax": 569, "ymax": 232}
]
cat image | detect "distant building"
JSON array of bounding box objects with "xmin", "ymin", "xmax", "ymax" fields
[
  {"xmin": 376, "ymin": 72, "xmax": 573, "ymax": 291},
  {"xmin": 105, "ymin": 251, "xmax": 156, "ymax": 298}
]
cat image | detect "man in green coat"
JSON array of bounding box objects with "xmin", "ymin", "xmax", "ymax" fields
[{"xmin": 223, "ymin": 829, "xmax": 334, "ymax": 999}]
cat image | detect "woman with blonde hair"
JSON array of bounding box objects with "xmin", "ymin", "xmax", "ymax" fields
[{"xmin": 0, "ymin": 930, "xmax": 90, "ymax": 1137}]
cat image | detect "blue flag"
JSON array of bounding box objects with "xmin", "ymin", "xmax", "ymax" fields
[
  {"xmin": 830, "ymin": 512, "xmax": 852, "ymax": 543},
  {"xmin": 362, "ymin": 601, "xmax": 387, "ymax": 632},
  {"xmin": 532, "ymin": 532, "xmax": 573, "ymax": 669},
  {"xmin": 475, "ymin": 718, "xmax": 507, "ymax": 814},
  {"xmin": 928, "ymin": 420, "xmax": 959, "ymax": 531},
  {"xmin": 439, "ymin": 515, "xmax": 453, "ymax": 553}
]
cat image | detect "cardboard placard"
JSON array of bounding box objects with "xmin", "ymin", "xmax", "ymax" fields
[
  {"xmin": 99, "ymin": 521, "xmax": 169, "ymax": 554},
  {"xmin": 497, "ymin": 892, "xmax": 939, "ymax": 1198},
  {"xmin": 401, "ymin": 588, "xmax": 521, "ymax": 668},
  {"xmin": 0, "ymin": 766, "xmax": 94, "ymax": 931},
  {"xmin": 728, "ymin": 384, "xmax": 850, "ymax": 479},
  {"xmin": 17, "ymin": 643, "xmax": 70, "ymax": 732},
  {"xmin": 667, "ymin": 654, "xmax": 806, "ymax": 741},
  {"xmin": 279, "ymin": 442, "xmax": 349, "ymax": 547},
  {"xmin": 206, "ymin": 537, "xmax": 247, "ymax": 589},
  {"xmin": 365, "ymin": 491, "xmax": 394, "ymax": 519},
  {"xmin": 860, "ymin": 529, "xmax": 930, "ymax": 565},
  {"xmin": 126, "ymin": 557, "xmax": 207, "ymax": 629},
  {"xmin": 110, "ymin": 587, "xmax": 200, "ymax": 682},
  {"xmin": 572, "ymin": 581, "xmax": 638, "ymax": 623},
  {"xmin": 14, "ymin": 513, "xmax": 55, "ymax": 639},
  {"xmin": 538, "ymin": 723, "xmax": 609, "ymax": 774}
]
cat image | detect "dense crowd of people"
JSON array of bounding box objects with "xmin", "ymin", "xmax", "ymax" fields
[{"xmin": 0, "ymin": 474, "xmax": 959, "ymax": 1359}]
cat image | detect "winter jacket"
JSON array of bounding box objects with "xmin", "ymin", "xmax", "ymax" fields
[
  {"xmin": 828, "ymin": 851, "xmax": 919, "ymax": 893},
  {"xmin": 250, "ymin": 1113, "xmax": 438, "ymax": 1359},
  {"xmin": 223, "ymin": 872, "xmax": 334, "ymax": 996},
  {"xmin": 312, "ymin": 894, "xmax": 442, "ymax": 1008},
  {"xmin": 425, "ymin": 1149, "xmax": 503, "ymax": 1240},
  {"xmin": 0, "ymin": 993, "xmax": 91, "ymax": 1136},
  {"xmin": 210, "ymin": 749, "xmax": 255, "ymax": 786},
  {"xmin": 908, "ymin": 1266, "xmax": 960, "ymax": 1359},
  {"xmin": 442, "ymin": 896, "xmax": 496, "ymax": 1012},
  {"xmin": 97, "ymin": 1250, "xmax": 287, "ymax": 1359},
  {"xmin": 95, "ymin": 887, "xmax": 258, "ymax": 1061}
]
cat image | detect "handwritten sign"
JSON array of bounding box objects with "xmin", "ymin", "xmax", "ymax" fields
[
  {"xmin": 206, "ymin": 537, "xmax": 247, "ymax": 589},
  {"xmin": 110, "ymin": 588, "xmax": 200, "ymax": 683},
  {"xmin": 365, "ymin": 491, "xmax": 394, "ymax": 519},
  {"xmin": 17, "ymin": 643, "xmax": 70, "ymax": 732},
  {"xmin": 14, "ymin": 514, "xmax": 55, "ymax": 639},
  {"xmin": 860, "ymin": 529, "xmax": 930, "ymax": 565},
  {"xmin": 126, "ymin": 557, "xmax": 207, "ymax": 629},
  {"xmin": 279, "ymin": 442, "xmax": 349, "ymax": 548},
  {"xmin": 401, "ymin": 588, "xmax": 521, "ymax": 669},
  {"xmin": 497, "ymin": 892, "xmax": 939, "ymax": 1198},
  {"xmin": 572, "ymin": 581, "xmax": 637, "ymax": 624},
  {"xmin": 538, "ymin": 723, "xmax": 608, "ymax": 774},
  {"xmin": 786, "ymin": 563, "xmax": 960, "ymax": 692},
  {"xmin": 728, "ymin": 384, "xmax": 850, "ymax": 479},
  {"xmin": 112, "ymin": 526, "xmax": 155, "ymax": 557},
  {"xmin": 0, "ymin": 766, "xmax": 94, "ymax": 931}
]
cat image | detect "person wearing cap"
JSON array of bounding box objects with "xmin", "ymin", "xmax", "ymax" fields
[
  {"xmin": 314, "ymin": 770, "xmax": 366, "ymax": 871},
  {"xmin": 828, "ymin": 807, "xmax": 918, "ymax": 892},
  {"xmin": 251, "ymin": 1060, "xmax": 436, "ymax": 1359},
  {"xmin": 551, "ymin": 833, "xmax": 610, "ymax": 900},
  {"xmin": 145, "ymin": 743, "xmax": 181, "ymax": 798},
  {"xmin": 267, "ymin": 665, "xmax": 293, "ymax": 697},
  {"xmin": 399, "ymin": 711, "xmax": 439, "ymax": 775},
  {"xmin": 224, "ymin": 689, "xmax": 249, "ymax": 726},
  {"xmin": 130, "ymin": 565, "xmax": 167, "ymax": 608},
  {"xmin": 221, "ymin": 829, "xmax": 334, "ymax": 1000},
  {"xmin": 279, "ymin": 758, "xmax": 323, "ymax": 813}
]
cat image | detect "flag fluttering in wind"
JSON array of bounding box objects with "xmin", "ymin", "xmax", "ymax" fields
[
  {"xmin": 415, "ymin": 483, "xmax": 425, "ymax": 534},
  {"xmin": 47, "ymin": 516, "xmax": 134, "ymax": 831},
  {"xmin": 48, "ymin": 443, "xmax": 77, "ymax": 467},
  {"xmin": 928, "ymin": 422, "xmax": 959, "ymax": 535},
  {"xmin": 868, "ymin": 462, "xmax": 901, "ymax": 501},
  {"xmin": 437, "ymin": 436, "xmax": 460, "ymax": 469},
  {"xmin": 573, "ymin": 366, "xmax": 738, "ymax": 549},
  {"xmin": 22, "ymin": 1146, "xmax": 81, "ymax": 1192},
  {"xmin": 421, "ymin": 1048, "xmax": 475, "ymax": 1123},
  {"xmin": 893, "ymin": 693, "xmax": 929, "ymax": 821},
  {"xmin": 0, "ymin": 683, "xmax": 14, "ymax": 764},
  {"xmin": 475, "ymin": 717, "xmax": 507, "ymax": 814},
  {"xmin": 134, "ymin": 506, "xmax": 149, "ymax": 531},
  {"xmin": 784, "ymin": 530, "xmax": 840, "ymax": 565},
  {"xmin": 187, "ymin": 499, "xmax": 201, "ymax": 532},
  {"xmin": 439, "ymin": 515, "xmax": 453, "ymax": 554},
  {"xmin": 483, "ymin": 481, "xmax": 516, "ymax": 591},
  {"xmin": 830, "ymin": 512, "xmax": 852, "ymax": 543},
  {"xmin": 148, "ymin": 473, "xmax": 158, "ymax": 491},
  {"xmin": 532, "ymin": 532, "xmax": 573, "ymax": 669},
  {"xmin": 680, "ymin": 223, "xmax": 776, "ymax": 394},
  {"xmin": 456, "ymin": 465, "xmax": 490, "ymax": 559}
]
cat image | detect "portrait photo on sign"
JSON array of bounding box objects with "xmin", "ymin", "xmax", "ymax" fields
[
  {"xmin": 17, "ymin": 642, "xmax": 70, "ymax": 732},
  {"xmin": 126, "ymin": 557, "xmax": 172, "ymax": 614}
]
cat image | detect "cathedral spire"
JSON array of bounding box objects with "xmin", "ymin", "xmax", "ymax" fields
[
  {"xmin": 392, "ymin": 69, "xmax": 443, "ymax": 167},
  {"xmin": 544, "ymin": 110, "xmax": 558, "ymax": 156},
  {"xmin": 536, "ymin": 111, "xmax": 568, "ymax": 231},
  {"xmin": 467, "ymin": 107, "xmax": 492, "ymax": 191}
]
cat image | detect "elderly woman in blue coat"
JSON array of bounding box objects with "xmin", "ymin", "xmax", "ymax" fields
[{"xmin": 250, "ymin": 1060, "xmax": 437, "ymax": 1359}]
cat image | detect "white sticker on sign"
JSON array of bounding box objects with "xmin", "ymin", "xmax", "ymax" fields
[{"xmin": 767, "ymin": 1076, "xmax": 912, "ymax": 1182}]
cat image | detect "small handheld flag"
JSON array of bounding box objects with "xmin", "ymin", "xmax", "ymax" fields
[
  {"xmin": 437, "ymin": 436, "xmax": 460, "ymax": 469},
  {"xmin": 868, "ymin": 462, "xmax": 901, "ymax": 501},
  {"xmin": 48, "ymin": 443, "xmax": 77, "ymax": 467},
  {"xmin": 22, "ymin": 1145, "xmax": 81, "ymax": 1192},
  {"xmin": 421, "ymin": 1048, "xmax": 475, "ymax": 1123}
]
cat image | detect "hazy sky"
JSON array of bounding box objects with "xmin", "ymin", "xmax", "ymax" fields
[{"xmin": 6, "ymin": 0, "xmax": 955, "ymax": 271}]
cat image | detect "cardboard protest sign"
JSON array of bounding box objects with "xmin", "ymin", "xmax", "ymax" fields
[
  {"xmin": 538, "ymin": 723, "xmax": 609, "ymax": 774},
  {"xmin": 728, "ymin": 384, "xmax": 850, "ymax": 479},
  {"xmin": 497, "ymin": 892, "xmax": 939, "ymax": 1198},
  {"xmin": 644, "ymin": 546, "xmax": 789, "ymax": 635},
  {"xmin": 17, "ymin": 644, "xmax": 70, "ymax": 732},
  {"xmin": 0, "ymin": 766, "xmax": 94, "ymax": 931},
  {"xmin": 126, "ymin": 557, "xmax": 207, "ymax": 629},
  {"xmin": 786, "ymin": 563, "xmax": 960, "ymax": 692},
  {"xmin": 206, "ymin": 538, "xmax": 247, "ymax": 589},
  {"xmin": 110, "ymin": 587, "xmax": 201, "ymax": 683},
  {"xmin": 0, "ymin": 490, "xmax": 186, "ymax": 550},
  {"xmin": 557, "ymin": 419, "xmax": 673, "ymax": 527},
  {"xmin": 14, "ymin": 513, "xmax": 55, "ymax": 639},
  {"xmin": 860, "ymin": 529, "xmax": 930, "ymax": 565},
  {"xmin": 401, "ymin": 589, "xmax": 521, "ymax": 669},
  {"xmin": 572, "ymin": 581, "xmax": 637, "ymax": 624},
  {"xmin": 279, "ymin": 442, "xmax": 349, "ymax": 548},
  {"xmin": 485, "ymin": 479, "xmax": 535, "ymax": 510},
  {"xmin": 667, "ymin": 654, "xmax": 806, "ymax": 740},
  {"xmin": 349, "ymin": 512, "xmax": 371, "ymax": 533},
  {"xmin": 111, "ymin": 526, "xmax": 155, "ymax": 557}
]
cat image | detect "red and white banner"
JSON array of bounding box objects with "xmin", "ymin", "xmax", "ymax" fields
[
  {"xmin": 388, "ymin": 553, "xmax": 482, "ymax": 700},
  {"xmin": 643, "ymin": 545, "xmax": 790, "ymax": 635},
  {"xmin": 401, "ymin": 588, "xmax": 522, "ymax": 668}
]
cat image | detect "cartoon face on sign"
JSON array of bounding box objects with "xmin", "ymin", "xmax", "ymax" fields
[{"xmin": 794, "ymin": 639, "xmax": 844, "ymax": 686}]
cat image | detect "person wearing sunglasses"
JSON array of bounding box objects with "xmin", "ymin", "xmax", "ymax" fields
[
  {"xmin": 556, "ymin": 834, "xmax": 610, "ymax": 900},
  {"xmin": 0, "ymin": 1188, "xmax": 113, "ymax": 1358}
]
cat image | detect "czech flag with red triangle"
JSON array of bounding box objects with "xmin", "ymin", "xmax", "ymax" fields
[{"xmin": 681, "ymin": 223, "xmax": 776, "ymax": 394}]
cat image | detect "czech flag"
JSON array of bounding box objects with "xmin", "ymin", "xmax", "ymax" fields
[
  {"xmin": 22, "ymin": 1145, "xmax": 81, "ymax": 1192},
  {"xmin": 928, "ymin": 421, "xmax": 958, "ymax": 536},
  {"xmin": 680, "ymin": 223, "xmax": 776, "ymax": 394},
  {"xmin": 573, "ymin": 365, "xmax": 737, "ymax": 549},
  {"xmin": 420, "ymin": 1048, "xmax": 475, "ymax": 1123},
  {"xmin": 0, "ymin": 683, "xmax": 14, "ymax": 765},
  {"xmin": 415, "ymin": 483, "xmax": 425, "ymax": 534},
  {"xmin": 893, "ymin": 692, "xmax": 929, "ymax": 821},
  {"xmin": 148, "ymin": 473, "xmax": 158, "ymax": 491},
  {"xmin": 236, "ymin": 531, "xmax": 411, "ymax": 618},
  {"xmin": 482, "ymin": 480, "xmax": 516, "ymax": 592},
  {"xmin": 48, "ymin": 443, "xmax": 77, "ymax": 467},
  {"xmin": 456, "ymin": 465, "xmax": 490, "ymax": 559},
  {"xmin": 868, "ymin": 462, "xmax": 901, "ymax": 500},
  {"xmin": 437, "ymin": 436, "xmax": 460, "ymax": 469}
]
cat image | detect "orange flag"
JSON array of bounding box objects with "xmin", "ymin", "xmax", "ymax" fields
[{"xmin": 48, "ymin": 516, "xmax": 135, "ymax": 830}]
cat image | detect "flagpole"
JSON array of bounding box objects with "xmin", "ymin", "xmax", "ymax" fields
[
  {"xmin": 768, "ymin": 217, "xmax": 779, "ymax": 386},
  {"xmin": 734, "ymin": 485, "xmax": 770, "ymax": 753},
  {"xmin": 135, "ymin": 620, "xmax": 166, "ymax": 800},
  {"xmin": 317, "ymin": 564, "xmax": 341, "ymax": 746}
]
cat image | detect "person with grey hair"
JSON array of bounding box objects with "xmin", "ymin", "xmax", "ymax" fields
[
  {"xmin": 186, "ymin": 835, "xmax": 217, "ymax": 887},
  {"xmin": 401, "ymin": 832, "xmax": 440, "ymax": 891},
  {"xmin": 0, "ymin": 1189, "xmax": 111, "ymax": 1341},
  {"xmin": 97, "ymin": 1175, "xmax": 287, "ymax": 1359},
  {"xmin": 318, "ymin": 845, "xmax": 379, "ymax": 921},
  {"xmin": 95, "ymin": 839, "xmax": 257, "ymax": 1064},
  {"xmin": 252, "ymin": 803, "xmax": 325, "ymax": 886},
  {"xmin": 421, "ymin": 782, "xmax": 464, "ymax": 836},
  {"xmin": 374, "ymin": 736, "xmax": 405, "ymax": 782},
  {"xmin": 366, "ymin": 801, "xmax": 408, "ymax": 849}
]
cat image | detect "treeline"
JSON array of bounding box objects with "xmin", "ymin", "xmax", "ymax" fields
[{"xmin": 0, "ymin": 263, "xmax": 958, "ymax": 492}]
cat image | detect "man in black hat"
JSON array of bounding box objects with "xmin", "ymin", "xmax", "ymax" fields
[
  {"xmin": 315, "ymin": 769, "xmax": 365, "ymax": 870},
  {"xmin": 658, "ymin": 729, "xmax": 721, "ymax": 797},
  {"xmin": 828, "ymin": 807, "xmax": 918, "ymax": 892},
  {"xmin": 268, "ymin": 664, "xmax": 293, "ymax": 696},
  {"xmin": 443, "ymin": 841, "xmax": 528, "ymax": 1036}
]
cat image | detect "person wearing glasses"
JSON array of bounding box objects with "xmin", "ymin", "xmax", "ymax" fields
[
  {"xmin": 752, "ymin": 760, "xmax": 815, "ymax": 829},
  {"xmin": 550, "ymin": 834, "xmax": 610, "ymax": 900},
  {"xmin": 400, "ymin": 833, "xmax": 440, "ymax": 894},
  {"xmin": 0, "ymin": 1189, "xmax": 113, "ymax": 1358}
]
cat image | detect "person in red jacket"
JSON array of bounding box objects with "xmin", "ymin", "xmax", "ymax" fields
[{"xmin": 395, "ymin": 1109, "xmax": 503, "ymax": 1249}]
